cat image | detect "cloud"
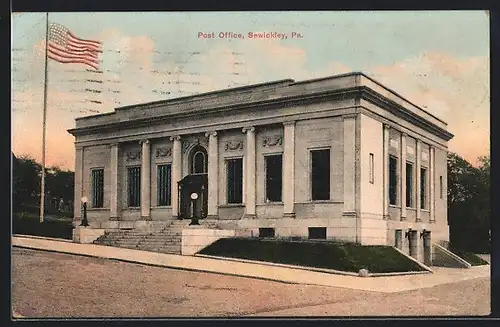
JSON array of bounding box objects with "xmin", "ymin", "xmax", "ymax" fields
[
  {"xmin": 12, "ymin": 29, "xmax": 489, "ymax": 170},
  {"xmin": 368, "ymin": 52, "xmax": 489, "ymax": 165}
]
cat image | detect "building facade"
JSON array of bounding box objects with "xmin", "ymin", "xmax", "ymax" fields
[{"xmin": 68, "ymin": 72, "xmax": 453, "ymax": 260}]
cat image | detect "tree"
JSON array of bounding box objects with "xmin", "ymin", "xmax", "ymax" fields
[
  {"xmin": 447, "ymin": 152, "xmax": 490, "ymax": 253},
  {"xmin": 45, "ymin": 166, "xmax": 75, "ymax": 203},
  {"xmin": 12, "ymin": 154, "xmax": 75, "ymax": 214},
  {"xmin": 12, "ymin": 155, "xmax": 42, "ymax": 212}
]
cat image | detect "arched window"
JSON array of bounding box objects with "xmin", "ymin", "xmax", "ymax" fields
[{"xmin": 190, "ymin": 146, "xmax": 208, "ymax": 174}]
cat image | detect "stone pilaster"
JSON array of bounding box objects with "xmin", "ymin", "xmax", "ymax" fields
[
  {"xmin": 429, "ymin": 146, "xmax": 435, "ymax": 223},
  {"xmin": 395, "ymin": 229, "xmax": 403, "ymax": 250},
  {"xmin": 343, "ymin": 115, "xmax": 356, "ymax": 216},
  {"xmin": 383, "ymin": 124, "xmax": 390, "ymax": 220},
  {"xmin": 73, "ymin": 146, "xmax": 84, "ymax": 223},
  {"xmin": 416, "ymin": 139, "xmax": 422, "ymax": 222},
  {"xmin": 140, "ymin": 139, "xmax": 151, "ymax": 220},
  {"xmin": 283, "ymin": 121, "xmax": 296, "ymax": 218},
  {"xmin": 409, "ymin": 230, "xmax": 420, "ymax": 261},
  {"xmin": 206, "ymin": 131, "xmax": 218, "ymax": 218},
  {"xmin": 170, "ymin": 135, "xmax": 182, "ymax": 218},
  {"xmin": 400, "ymin": 133, "xmax": 407, "ymax": 221},
  {"xmin": 242, "ymin": 126, "xmax": 256, "ymax": 218},
  {"xmin": 109, "ymin": 143, "xmax": 120, "ymax": 220}
]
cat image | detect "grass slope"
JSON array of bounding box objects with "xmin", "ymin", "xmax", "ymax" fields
[
  {"xmin": 450, "ymin": 248, "xmax": 489, "ymax": 266},
  {"xmin": 199, "ymin": 238, "xmax": 426, "ymax": 273}
]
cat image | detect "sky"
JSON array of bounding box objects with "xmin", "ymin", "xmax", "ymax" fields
[{"xmin": 11, "ymin": 11, "xmax": 490, "ymax": 170}]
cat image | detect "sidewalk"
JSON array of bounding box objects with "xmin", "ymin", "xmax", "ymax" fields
[{"xmin": 12, "ymin": 235, "xmax": 490, "ymax": 293}]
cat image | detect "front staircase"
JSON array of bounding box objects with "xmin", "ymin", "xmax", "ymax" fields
[{"xmin": 93, "ymin": 219, "xmax": 219, "ymax": 254}]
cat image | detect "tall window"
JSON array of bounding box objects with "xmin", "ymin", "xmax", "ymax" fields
[
  {"xmin": 406, "ymin": 162, "xmax": 414, "ymax": 208},
  {"xmin": 311, "ymin": 149, "xmax": 330, "ymax": 200},
  {"xmin": 439, "ymin": 176, "xmax": 443, "ymax": 199},
  {"xmin": 157, "ymin": 164, "xmax": 171, "ymax": 206},
  {"xmin": 91, "ymin": 169, "xmax": 104, "ymax": 208},
  {"xmin": 420, "ymin": 167, "xmax": 427, "ymax": 209},
  {"xmin": 192, "ymin": 151, "xmax": 207, "ymax": 174},
  {"xmin": 227, "ymin": 158, "xmax": 243, "ymax": 204},
  {"xmin": 265, "ymin": 154, "xmax": 282, "ymax": 202},
  {"xmin": 127, "ymin": 167, "xmax": 141, "ymax": 207},
  {"xmin": 389, "ymin": 156, "xmax": 398, "ymax": 205}
]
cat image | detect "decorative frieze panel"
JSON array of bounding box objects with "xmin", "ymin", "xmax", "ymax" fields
[
  {"xmin": 224, "ymin": 140, "xmax": 244, "ymax": 151},
  {"xmin": 422, "ymin": 151, "xmax": 429, "ymax": 161},
  {"xmin": 125, "ymin": 150, "xmax": 141, "ymax": 162},
  {"xmin": 155, "ymin": 147, "xmax": 172, "ymax": 158},
  {"xmin": 262, "ymin": 135, "xmax": 283, "ymax": 147},
  {"xmin": 183, "ymin": 137, "xmax": 208, "ymax": 154},
  {"xmin": 390, "ymin": 139, "xmax": 399, "ymax": 149},
  {"xmin": 407, "ymin": 145, "xmax": 415, "ymax": 155}
]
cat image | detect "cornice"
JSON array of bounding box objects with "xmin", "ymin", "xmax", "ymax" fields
[
  {"xmin": 67, "ymin": 88, "xmax": 359, "ymax": 136},
  {"xmin": 359, "ymin": 86, "xmax": 453, "ymax": 141},
  {"xmin": 68, "ymin": 85, "xmax": 453, "ymax": 142}
]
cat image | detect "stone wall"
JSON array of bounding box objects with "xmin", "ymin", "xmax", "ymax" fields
[
  {"xmin": 181, "ymin": 228, "xmax": 235, "ymax": 255},
  {"xmin": 294, "ymin": 117, "xmax": 344, "ymax": 203}
]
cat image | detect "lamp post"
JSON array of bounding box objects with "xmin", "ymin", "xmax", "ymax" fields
[
  {"xmin": 80, "ymin": 196, "xmax": 89, "ymax": 227},
  {"xmin": 189, "ymin": 192, "xmax": 200, "ymax": 226}
]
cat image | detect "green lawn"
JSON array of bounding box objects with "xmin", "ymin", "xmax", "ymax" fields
[
  {"xmin": 450, "ymin": 249, "xmax": 489, "ymax": 266},
  {"xmin": 199, "ymin": 238, "xmax": 426, "ymax": 274},
  {"xmin": 13, "ymin": 212, "xmax": 73, "ymax": 240}
]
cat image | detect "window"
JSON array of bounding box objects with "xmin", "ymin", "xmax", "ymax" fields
[
  {"xmin": 265, "ymin": 154, "xmax": 282, "ymax": 202},
  {"xmin": 192, "ymin": 151, "xmax": 207, "ymax": 174},
  {"xmin": 389, "ymin": 156, "xmax": 398, "ymax": 205},
  {"xmin": 420, "ymin": 167, "xmax": 427, "ymax": 209},
  {"xmin": 127, "ymin": 167, "xmax": 141, "ymax": 207},
  {"xmin": 369, "ymin": 153, "xmax": 375, "ymax": 184},
  {"xmin": 439, "ymin": 176, "xmax": 443, "ymax": 199},
  {"xmin": 157, "ymin": 164, "xmax": 171, "ymax": 206},
  {"xmin": 308, "ymin": 227, "xmax": 327, "ymax": 240},
  {"xmin": 91, "ymin": 169, "xmax": 104, "ymax": 208},
  {"xmin": 227, "ymin": 158, "xmax": 243, "ymax": 204},
  {"xmin": 259, "ymin": 228, "xmax": 275, "ymax": 238},
  {"xmin": 406, "ymin": 162, "xmax": 414, "ymax": 208},
  {"xmin": 311, "ymin": 149, "xmax": 330, "ymax": 200}
]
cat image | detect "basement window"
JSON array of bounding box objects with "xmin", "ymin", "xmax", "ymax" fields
[
  {"xmin": 308, "ymin": 227, "xmax": 327, "ymax": 240},
  {"xmin": 259, "ymin": 228, "xmax": 275, "ymax": 238}
]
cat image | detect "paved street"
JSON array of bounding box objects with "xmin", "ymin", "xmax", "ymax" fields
[
  {"xmin": 12, "ymin": 235, "xmax": 491, "ymax": 293},
  {"xmin": 12, "ymin": 247, "xmax": 490, "ymax": 317}
]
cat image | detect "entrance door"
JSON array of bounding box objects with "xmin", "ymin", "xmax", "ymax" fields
[
  {"xmin": 178, "ymin": 145, "xmax": 209, "ymax": 219},
  {"xmin": 178, "ymin": 174, "xmax": 208, "ymax": 219}
]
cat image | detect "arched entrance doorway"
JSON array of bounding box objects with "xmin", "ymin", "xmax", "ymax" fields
[{"xmin": 178, "ymin": 145, "xmax": 209, "ymax": 219}]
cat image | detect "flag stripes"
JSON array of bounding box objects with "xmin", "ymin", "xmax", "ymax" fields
[{"xmin": 47, "ymin": 23, "xmax": 102, "ymax": 71}]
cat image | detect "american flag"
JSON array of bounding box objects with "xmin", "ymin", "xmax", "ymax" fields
[{"xmin": 47, "ymin": 23, "xmax": 102, "ymax": 71}]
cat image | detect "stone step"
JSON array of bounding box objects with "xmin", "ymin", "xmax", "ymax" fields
[
  {"xmin": 140, "ymin": 242, "xmax": 168, "ymax": 247},
  {"xmin": 145, "ymin": 234, "xmax": 180, "ymax": 239},
  {"xmin": 115, "ymin": 239, "xmax": 140, "ymax": 244},
  {"xmin": 145, "ymin": 235, "xmax": 181, "ymax": 239},
  {"xmin": 141, "ymin": 241, "xmax": 180, "ymax": 246},
  {"xmin": 104, "ymin": 235, "xmax": 148, "ymax": 240}
]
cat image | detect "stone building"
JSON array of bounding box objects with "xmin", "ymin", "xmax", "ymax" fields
[{"xmin": 68, "ymin": 72, "xmax": 453, "ymax": 262}]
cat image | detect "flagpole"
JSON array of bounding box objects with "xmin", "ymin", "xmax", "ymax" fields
[{"xmin": 40, "ymin": 12, "xmax": 49, "ymax": 223}]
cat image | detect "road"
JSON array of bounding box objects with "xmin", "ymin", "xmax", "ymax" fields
[{"xmin": 12, "ymin": 247, "xmax": 490, "ymax": 317}]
